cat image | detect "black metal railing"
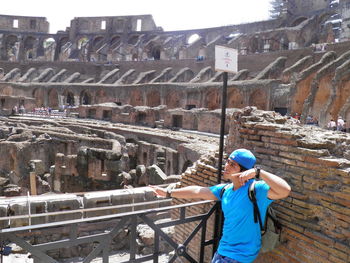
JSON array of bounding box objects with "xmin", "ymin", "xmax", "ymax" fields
[{"xmin": 0, "ymin": 199, "xmax": 218, "ymax": 263}]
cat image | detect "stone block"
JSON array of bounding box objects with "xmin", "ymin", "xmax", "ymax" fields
[
  {"xmin": 83, "ymin": 192, "xmax": 112, "ymax": 217},
  {"xmin": 0, "ymin": 204, "xmax": 9, "ymax": 229},
  {"xmin": 105, "ymin": 160, "xmax": 122, "ymax": 173},
  {"xmin": 47, "ymin": 195, "xmax": 82, "ymax": 222},
  {"xmin": 8, "ymin": 201, "xmax": 29, "ymax": 227},
  {"xmin": 29, "ymin": 200, "xmax": 47, "ymax": 225},
  {"xmin": 147, "ymin": 164, "xmax": 167, "ymax": 185},
  {"xmin": 111, "ymin": 189, "xmax": 134, "ymax": 214}
]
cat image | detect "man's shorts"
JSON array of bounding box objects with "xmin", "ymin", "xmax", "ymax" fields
[{"xmin": 211, "ymin": 252, "xmax": 241, "ymax": 263}]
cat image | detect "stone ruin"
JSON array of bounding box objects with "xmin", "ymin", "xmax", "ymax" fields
[
  {"xmin": 0, "ymin": 116, "xmax": 217, "ymax": 196},
  {"xmin": 0, "ymin": 1, "xmax": 349, "ymax": 262}
]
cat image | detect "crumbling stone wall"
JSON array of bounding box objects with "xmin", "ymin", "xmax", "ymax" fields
[
  {"xmin": 0, "ymin": 116, "xmax": 217, "ymax": 196},
  {"xmin": 173, "ymin": 107, "xmax": 349, "ymax": 263},
  {"xmin": 0, "ymin": 187, "xmax": 171, "ymax": 259}
]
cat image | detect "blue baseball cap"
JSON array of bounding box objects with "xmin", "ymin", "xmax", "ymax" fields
[{"xmin": 229, "ymin": 149, "xmax": 256, "ymax": 169}]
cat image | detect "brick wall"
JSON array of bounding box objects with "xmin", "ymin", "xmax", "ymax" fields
[
  {"xmin": 173, "ymin": 154, "xmax": 219, "ymax": 262},
  {"xmin": 174, "ymin": 107, "xmax": 350, "ymax": 263}
]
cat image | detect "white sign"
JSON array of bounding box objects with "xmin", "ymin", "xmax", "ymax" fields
[{"xmin": 215, "ymin": 45, "xmax": 238, "ymax": 73}]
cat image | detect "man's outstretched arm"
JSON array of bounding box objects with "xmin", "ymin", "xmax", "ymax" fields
[{"xmin": 150, "ymin": 185, "xmax": 218, "ymax": 200}]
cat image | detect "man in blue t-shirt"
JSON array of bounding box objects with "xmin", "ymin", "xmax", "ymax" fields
[{"xmin": 151, "ymin": 149, "xmax": 291, "ymax": 263}]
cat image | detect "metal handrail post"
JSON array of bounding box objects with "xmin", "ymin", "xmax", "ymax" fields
[{"xmin": 212, "ymin": 71, "xmax": 228, "ymax": 256}]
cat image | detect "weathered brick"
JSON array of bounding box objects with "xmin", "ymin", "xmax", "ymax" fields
[
  {"xmin": 305, "ymin": 156, "xmax": 346, "ymax": 168},
  {"xmin": 329, "ymin": 255, "xmax": 348, "ymax": 263},
  {"xmin": 279, "ymin": 151, "xmax": 305, "ymax": 161},
  {"xmin": 254, "ymin": 147, "xmax": 278, "ymax": 155},
  {"xmin": 270, "ymin": 137, "xmax": 298, "ymax": 146},
  {"xmin": 238, "ymin": 128, "xmax": 258, "ymax": 135},
  {"xmin": 314, "ymin": 241, "xmax": 348, "ymax": 260},
  {"xmin": 304, "ymin": 230, "xmax": 334, "ymax": 246},
  {"xmin": 270, "ymin": 156, "xmax": 297, "ymax": 166},
  {"xmin": 320, "ymin": 200, "xmax": 350, "ymax": 215}
]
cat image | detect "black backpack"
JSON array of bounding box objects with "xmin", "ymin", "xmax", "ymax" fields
[{"xmin": 220, "ymin": 180, "xmax": 282, "ymax": 253}]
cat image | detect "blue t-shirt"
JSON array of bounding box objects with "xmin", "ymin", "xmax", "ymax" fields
[{"xmin": 210, "ymin": 180, "xmax": 273, "ymax": 263}]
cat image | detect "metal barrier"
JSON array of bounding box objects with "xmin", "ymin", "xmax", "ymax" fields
[{"xmin": 0, "ymin": 200, "xmax": 218, "ymax": 263}]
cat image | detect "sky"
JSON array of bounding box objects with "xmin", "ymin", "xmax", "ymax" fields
[{"xmin": 1, "ymin": 0, "xmax": 272, "ymax": 33}]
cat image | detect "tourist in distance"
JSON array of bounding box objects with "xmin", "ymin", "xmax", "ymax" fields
[{"xmin": 150, "ymin": 149, "xmax": 291, "ymax": 263}]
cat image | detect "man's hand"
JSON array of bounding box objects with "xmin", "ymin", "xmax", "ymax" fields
[
  {"xmin": 238, "ymin": 169, "xmax": 256, "ymax": 186},
  {"xmin": 149, "ymin": 185, "xmax": 167, "ymax": 198},
  {"xmin": 227, "ymin": 169, "xmax": 256, "ymax": 188}
]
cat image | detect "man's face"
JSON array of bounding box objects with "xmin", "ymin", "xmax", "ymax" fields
[{"xmin": 223, "ymin": 159, "xmax": 241, "ymax": 181}]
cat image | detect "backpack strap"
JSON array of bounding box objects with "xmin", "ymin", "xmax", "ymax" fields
[
  {"xmin": 220, "ymin": 183, "xmax": 231, "ymax": 199},
  {"xmin": 248, "ymin": 180, "xmax": 264, "ymax": 231}
]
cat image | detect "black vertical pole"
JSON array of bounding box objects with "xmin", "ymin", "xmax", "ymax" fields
[{"xmin": 212, "ymin": 71, "xmax": 228, "ymax": 256}]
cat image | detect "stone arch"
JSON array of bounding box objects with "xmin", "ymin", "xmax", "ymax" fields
[
  {"xmin": 63, "ymin": 90, "xmax": 75, "ymax": 106},
  {"xmin": 110, "ymin": 35, "xmax": 121, "ymax": 49},
  {"xmin": 32, "ymin": 88, "xmax": 45, "ymax": 107},
  {"xmin": 96, "ymin": 89, "xmax": 106, "ymax": 104},
  {"xmin": 24, "ymin": 36, "xmax": 37, "ymax": 59},
  {"xmin": 77, "ymin": 36, "xmax": 89, "ymax": 50},
  {"xmin": 249, "ymin": 89, "xmax": 267, "ymax": 110},
  {"xmin": 165, "ymin": 91, "xmax": 181, "ymax": 109},
  {"xmin": 290, "ymin": 17, "xmax": 308, "ymax": 27},
  {"xmin": 205, "ymin": 89, "xmax": 220, "ymax": 110},
  {"xmin": 48, "ymin": 89, "xmax": 59, "ymax": 109},
  {"xmin": 227, "ymin": 88, "xmax": 244, "ymax": 108},
  {"xmin": 187, "ymin": 33, "xmax": 200, "ymax": 44},
  {"xmin": 249, "ymin": 36, "xmax": 260, "ymax": 54},
  {"xmin": 0, "ymin": 86, "xmax": 13, "ymax": 96},
  {"xmin": 80, "ymin": 90, "xmax": 92, "ymax": 105},
  {"xmin": 151, "ymin": 45, "xmax": 161, "ymax": 60},
  {"xmin": 182, "ymin": 160, "xmax": 193, "ymax": 173},
  {"xmin": 129, "ymin": 90, "xmax": 143, "ymax": 106},
  {"xmin": 128, "ymin": 35, "xmax": 140, "ymax": 45},
  {"xmin": 146, "ymin": 90, "xmax": 160, "ymax": 107},
  {"xmin": 42, "ymin": 37, "xmax": 56, "ymax": 61},
  {"xmin": 92, "ymin": 36, "xmax": 104, "ymax": 51},
  {"xmin": 5, "ymin": 35, "xmax": 19, "ymax": 61},
  {"xmin": 57, "ymin": 37, "xmax": 69, "ymax": 52}
]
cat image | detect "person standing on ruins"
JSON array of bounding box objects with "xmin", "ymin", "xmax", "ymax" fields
[
  {"xmin": 337, "ymin": 116, "xmax": 345, "ymax": 131},
  {"xmin": 150, "ymin": 149, "xmax": 291, "ymax": 263}
]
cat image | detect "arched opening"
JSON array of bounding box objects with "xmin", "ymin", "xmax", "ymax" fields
[
  {"xmin": 130, "ymin": 90, "xmax": 143, "ymax": 106},
  {"xmin": 250, "ymin": 36, "xmax": 260, "ymax": 54},
  {"xmin": 43, "ymin": 38, "xmax": 56, "ymax": 48},
  {"xmin": 291, "ymin": 17, "xmax": 308, "ymax": 27},
  {"xmin": 58, "ymin": 37, "xmax": 69, "ymax": 52},
  {"xmin": 32, "ymin": 88, "xmax": 45, "ymax": 107},
  {"xmin": 5, "ymin": 35, "xmax": 19, "ymax": 61},
  {"xmin": 80, "ymin": 90, "xmax": 92, "ymax": 105},
  {"xmin": 182, "ymin": 160, "xmax": 193, "ymax": 173},
  {"xmin": 42, "ymin": 37, "xmax": 56, "ymax": 61},
  {"xmin": 92, "ymin": 36, "xmax": 104, "ymax": 51},
  {"xmin": 206, "ymin": 89, "xmax": 220, "ymax": 110},
  {"xmin": 249, "ymin": 89, "xmax": 267, "ymax": 110},
  {"xmin": 151, "ymin": 46, "xmax": 161, "ymax": 60},
  {"xmin": 63, "ymin": 90, "xmax": 75, "ymax": 106},
  {"xmin": 96, "ymin": 90, "xmax": 106, "ymax": 104},
  {"xmin": 228, "ymin": 89, "xmax": 244, "ymax": 108},
  {"xmin": 77, "ymin": 37, "xmax": 89, "ymax": 50},
  {"xmin": 110, "ymin": 36, "xmax": 121, "ymax": 49},
  {"xmin": 128, "ymin": 35, "xmax": 139, "ymax": 45},
  {"xmin": 48, "ymin": 89, "xmax": 59, "ymax": 109},
  {"xmin": 146, "ymin": 90, "xmax": 160, "ymax": 107},
  {"xmin": 0, "ymin": 86, "xmax": 13, "ymax": 96},
  {"xmin": 187, "ymin": 34, "xmax": 200, "ymax": 45},
  {"xmin": 24, "ymin": 36, "xmax": 36, "ymax": 60},
  {"xmin": 166, "ymin": 91, "xmax": 181, "ymax": 109}
]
